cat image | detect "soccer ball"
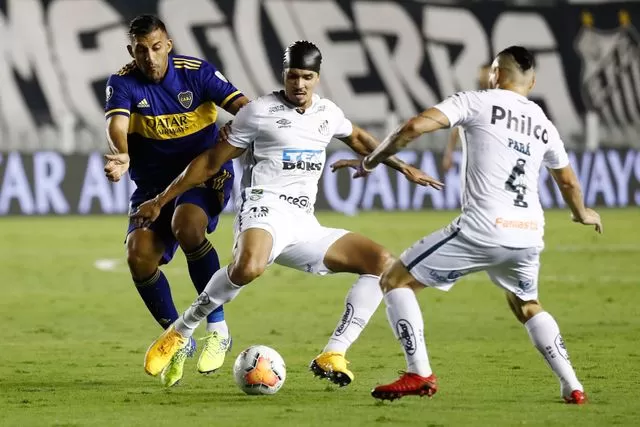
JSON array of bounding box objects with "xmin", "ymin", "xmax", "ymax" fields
[{"xmin": 233, "ymin": 345, "xmax": 286, "ymax": 395}]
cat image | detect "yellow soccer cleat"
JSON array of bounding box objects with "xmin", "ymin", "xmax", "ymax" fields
[
  {"xmin": 309, "ymin": 351, "xmax": 354, "ymax": 387},
  {"xmin": 144, "ymin": 325, "xmax": 189, "ymax": 376},
  {"xmin": 160, "ymin": 337, "xmax": 196, "ymax": 387},
  {"xmin": 197, "ymin": 331, "xmax": 232, "ymax": 374}
]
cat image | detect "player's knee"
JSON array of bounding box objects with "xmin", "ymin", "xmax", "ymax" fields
[
  {"xmin": 229, "ymin": 257, "xmax": 267, "ymax": 285},
  {"xmin": 371, "ymin": 249, "xmax": 395, "ymax": 276},
  {"xmin": 379, "ymin": 267, "xmax": 401, "ymax": 293},
  {"xmin": 507, "ymin": 293, "xmax": 543, "ymax": 324},
  {"xmin": 126, "ymin": 247, "xmax": 158, "ymax": 280},
  {"xmin": 172, "ymin": 222, "xmax": 206, "ymax": 251},
  {"xmin": 520, "ymin": 300, "xmax": 543, "ymax": 322}
]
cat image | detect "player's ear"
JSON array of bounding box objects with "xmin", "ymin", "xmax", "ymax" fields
[
  {"xmin": 167, "ymin": 38, "xmax": 173, "ymax": 53},
  {"xmin": 491, "ymin": 68, "xmax": 500, "ymax": 88},
  {"xmin": 529, "ymin": 74, "xmax": 536, "ymax": 92},
  {"xmin": 127, "ymin": 44, "xmax": 134, "ymax": 59}
]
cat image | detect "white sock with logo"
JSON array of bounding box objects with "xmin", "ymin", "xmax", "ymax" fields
[
  {"xmin": 384, "ymin": 288, "xmax": 432, "ymax": 377},
  {"xmin": 175, "ymin": 266, "xmax": 241, "ymax": 338},
  {"xmin": 525, "ymin": 311, "xmax": 583, "ymax": 394},
  {"xmin": 323, "ymin": 275, "xmax": 383, "ymax": 353}
]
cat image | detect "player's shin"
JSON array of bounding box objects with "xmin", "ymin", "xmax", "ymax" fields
[
  {"xmin": 134, "ymin": 269, "xmax": 179, "ymax": 329},
  {"xmin": 174, "ymin": 266, "xmax": 241, "ymax": 338},
  {"xmin": 524, "ymin": 311, "xmax": 583, "ymax": 394},
  {"xmin": 324, "ymin": 274, "xmax": 382, "ymax": 353},
  {"xmin": 384, "ymin": 288, "xmax": 433, "ymax": 377},
  {"xmin": 185, "ymin": 239, "xmax": 228, "ymax": 335}
]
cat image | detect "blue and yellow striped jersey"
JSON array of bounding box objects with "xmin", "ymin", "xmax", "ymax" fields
[{"xmin": 104, "ymin": 55, "xmax": 243, "ymax": 189}]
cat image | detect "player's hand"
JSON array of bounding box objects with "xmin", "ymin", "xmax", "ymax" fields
[
  {"xmin": 441, "ymin": 152, "xmax": 454, "ymax": 172},
  {"xmin": 330, "ymin": 158, "xmax": 370, "ymax": 179},
  {"xmin": 572, "ymin": 208, "xmax": 603, "ymax": 234},
  {"xmin": 402, "ymin": 165, "xmax": 445, "ymax": 190},
  {"xmin": 130, "ymin": 197, "xmax": 162, "ymax": 228},
  {"xmin": 104, "ymin": 153, "xmax": 130, "ymax": 182},
  {"xmin": 218, "ymin": 120, "xmax": 233, "ymax": 144}
]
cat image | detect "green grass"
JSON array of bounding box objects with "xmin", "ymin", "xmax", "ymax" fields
[{"xmin": 1, "ymin": 209, "xmax": 639, "ymax": 426}]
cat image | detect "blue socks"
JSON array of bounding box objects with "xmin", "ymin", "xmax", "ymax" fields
[
  {"xmin": 134, "ymin": 269, "xmax": 178, "ymax": 329},
  {"xmin": 185, "ymin": 239, "xmax": 225, "ymax": 324}
]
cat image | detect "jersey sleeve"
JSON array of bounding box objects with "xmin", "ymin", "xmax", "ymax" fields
[
  {"xmin": 330, "ymin": 103, "xmax": 353, "ymax": 138},
  {"xmin": 104, "ymin": 75, "xmax": 132, "ymax": 119},
  {"xmin": 200, "ymin": 61, "xmax": 245, "ymax": 111},
  {"xmin": 433, "ymin": 91, "xmax": 485, "ymax": 127},
  {"xmin": 542, "ymin": 124, "xmax": 570, "ymax": 169},
  {"xmin": 227, "ymin": 101, "xmax": 259, "ymax": 149}
]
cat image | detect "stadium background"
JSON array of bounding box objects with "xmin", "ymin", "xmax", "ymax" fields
[
  {"xmin": 1, "ymin": 1, "xmax": 640, "ymax": 426},
  {"xmin": 0, "ymin": 0, "xmax": 639, "ymax": 214}
]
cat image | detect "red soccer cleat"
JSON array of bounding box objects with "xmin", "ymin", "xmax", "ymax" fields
[
  {"xmin": 564, "ymin": 390, "xmax": 587, "ymax": 405},
  {"xmin": 371, "ymin": 372, "xmax": 438, "ymax": 401}
]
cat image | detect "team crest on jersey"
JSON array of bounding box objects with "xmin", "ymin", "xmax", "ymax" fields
[
  {"xmin": 574, "ymin": 10, "xmax": 640, "ymax": 143},
  {"xmin": 178, "ymin": 91, "xmax": 194, "ymax": 109},
  {"xmin": 105, "ymin": 86, "xmax": 113, "ymax": 102},
  {"xmin": 318, "ymin": 120, "xmax": 330, "ymax": 136}
]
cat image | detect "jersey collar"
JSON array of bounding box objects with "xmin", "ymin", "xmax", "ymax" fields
[{"xmin": 274, "ymin": 90, "xmax": 319, "ymax": 114}]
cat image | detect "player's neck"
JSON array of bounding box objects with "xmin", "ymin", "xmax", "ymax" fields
[
  {"xmin": 499, "ymin": 84, "xmax": 529, "ymax": 98},
  {"xmin": 281, "ymin": 91, "xmax": 313, "ymax": 113}
]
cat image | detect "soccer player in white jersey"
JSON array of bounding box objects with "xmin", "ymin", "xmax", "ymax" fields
[
  {"xmin": 333, "ymin": 46, "xmax": 602, "ymax": 404},
  {"xmin": 133, "ymin": 40, "xmax": 444, "ymax": 386}
]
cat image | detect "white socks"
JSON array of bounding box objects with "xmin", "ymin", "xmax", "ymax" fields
[
  {"xmin": 206, "ymin": 321, "xmax": 229, "ymax": 336},
  {"xmin": 525, "ymin": 311, "xmax": 583, "ymax": 394},
  {"xmin": 384, "ymin": 288, "xmax": 432, "ymax": 377},
  {"xmin": 324, "ymin": 274, "xmax": 383, "ymax": 353},
  {"xmin": 175, "ymin": 266, "xmax": 241, "ymax": 337}
]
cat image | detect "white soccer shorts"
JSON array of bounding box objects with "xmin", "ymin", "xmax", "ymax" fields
[
  {"xmin": 399, "ymin": 222, "xmax": 542, "ymax": 301},
  {"xmin": 233, "ymin": 195, "xmax": 348, "ymax": 275}
]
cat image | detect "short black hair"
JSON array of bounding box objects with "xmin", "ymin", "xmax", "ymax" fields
[
  {"xmin": 128, "ymin": 14, "xmax": 167, "ymax": 39},
  {"xmin": 283, "ymin": 40, "xmax": 322, "ymax": 73},
  {"xmin": 497, "ymin": 46, "xmax": 535, "ymax": 72}
]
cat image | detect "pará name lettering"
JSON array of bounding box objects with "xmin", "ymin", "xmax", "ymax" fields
[{"xmin": 508, "ymin": 138, "xmax": 531, "ymax": 156}]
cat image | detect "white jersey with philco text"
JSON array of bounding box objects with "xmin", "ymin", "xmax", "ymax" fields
[
  {"xmin": 227, "ymin": 91, "xmax": 353, "ymax": 213},
  {"xmin": 434, "ymin": 89, "xmax": 570, "ymax": 248}
]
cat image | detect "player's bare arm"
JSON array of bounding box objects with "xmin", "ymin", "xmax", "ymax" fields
[
  {"xmin": 442, "ymin": 127, "xmax": 459, "ymax": 172},
  {"xmin": 332, "ymin": 125, "xmax": 444, "ymax": 189},
  {"xmin": 363, "ymin": 107, "xmax": 450, "ymax": 171},
  {"xmin": 549, "ymin": 166, "xmax": 603, "ymax": 233},
  {"xmin": 131, "ymin": 140, "xmax": 245, "ymax": 225},
  {"xmin": 223, "ymin": 95, "xmax": 250, "ymax": 115},
  {"xmin": 104, "ymin": 114, "xmax": 130, "ymax": 182}
]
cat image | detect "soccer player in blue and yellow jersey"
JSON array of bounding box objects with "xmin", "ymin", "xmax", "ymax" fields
[{"xmin": 103, "ymin": 15, "xmax": 249, "ymax": 387}]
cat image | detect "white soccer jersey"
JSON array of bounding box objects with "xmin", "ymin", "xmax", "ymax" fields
[
  {"xmin": 434, "ymin": 89, "xmax": 570, "ymax": 248},
  {"xmin": 227, "ymin": 91, "xmax": 353, "ymax": 212}
]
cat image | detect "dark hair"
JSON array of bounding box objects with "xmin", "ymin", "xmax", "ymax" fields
[
  {"xmin": 283, "ymin": 40, "xmax": 322, "ymax": 73},
  {"xmin": 128, "ymin": 14, "xmax": 167, "ymax": 39},
  {"xmin": 498, "ymin": 46, "xmax": 535, "ymax": 72}
]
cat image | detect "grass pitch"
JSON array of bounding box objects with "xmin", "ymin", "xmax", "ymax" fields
[{"xmin": 1, "ymin": 209, "xmax": 639, "ymax": 426}]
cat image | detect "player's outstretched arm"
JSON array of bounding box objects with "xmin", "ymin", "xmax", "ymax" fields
[
  {"xmin": 363, "ymin": 107, "xmax": 450, "ymax": 171},
  {"xmin": 104, "ymin": 115, "xmax": 130, "ymax": 182},
  {"xmin": 130, "ymin": 140, "xmax": 245, "ymax": 226},
  {"xmin": 338, "ymin": 125, "xmax": 411, "ymax": 172},
  {"xmin": 442, "ymin": 127, "xmax": 459, "ymax": 172},
  {"xmin": 549, "ymin": 165, "xmax": 603, "ymax": 234},
  {"xmin": 334, "ymin": 125, "xmax": 444, "ymax": 189}
]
